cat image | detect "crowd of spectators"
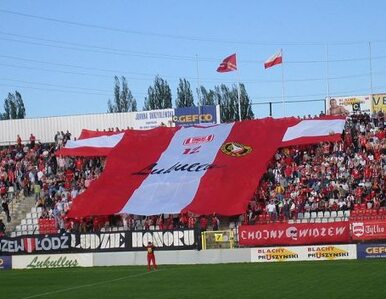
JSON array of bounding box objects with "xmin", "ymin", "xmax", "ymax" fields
[
  {"xmin": 0, "ymin": 111, "xmax": 384, "ymax": 236},
  {"xmin": 244, "ymin": 112, "xmax": 385, "ymax": 224}
]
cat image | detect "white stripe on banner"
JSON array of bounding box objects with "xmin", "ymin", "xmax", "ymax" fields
[
  {"xmin": 119, "ymin": 123, "xmax": 234, "ymax": 215},
  {"xmin": 65, "ymin": 133, "xmax": 124, "ymax": 149},
  {"xmin": 282, "ymin": 119, "xmax": 345, "ymax": 142}
]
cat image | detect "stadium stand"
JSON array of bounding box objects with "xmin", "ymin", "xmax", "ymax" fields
[{"xmin": 0, "ymin": 112, "xmax": 384, "ymax": 237}]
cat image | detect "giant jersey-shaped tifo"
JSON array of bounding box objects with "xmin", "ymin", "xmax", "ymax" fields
[{"xmin": 65, "ymin": 117, "xmax": 345, "ymax": 217}]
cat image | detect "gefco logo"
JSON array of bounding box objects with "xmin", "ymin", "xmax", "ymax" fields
[
  {"xmin": 365, "ymin": 246, "xmax": 386, "ymax": 255},
  {"xmin": 307, "ymin": 246, "xmax": 349, "ymax": 260},
  {"xmin": 173, "ymin": 114, "xmax": 213, "ymax": 123},
  {"xmin": 183, "ymin": 135, "xmax": 214, "ymax": 146},
  {"xmin": 221, "ymin": 142, "xmax": 252, "ymax": 157},
  {"xmin": 256, "ymin": 248, "xmax": 298, "ymax": 261}
]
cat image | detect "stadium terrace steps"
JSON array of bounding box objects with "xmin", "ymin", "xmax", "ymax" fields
[{"xmin": 0, "ymin": 195, "xmax": 36, "ymax": 235}]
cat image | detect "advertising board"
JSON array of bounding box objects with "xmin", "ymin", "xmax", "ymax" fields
[
  {"xmin": 239, "ymin": 222, "xmax": 350, "ymax": 246},
  {"xmin": 251, "ymin": 244, "xmax": 356, "ymax": 262}
]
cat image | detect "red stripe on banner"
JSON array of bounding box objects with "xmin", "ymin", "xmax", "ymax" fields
[
  {"xmin": 182, "ymin": 118, "xmax": 292, "ymax": 215},
  {"xmin": 239, "ymin": 222, "xmax": 350, "ymax": 246},
  {"xmin": 78, "ymin": 129, "xmax": 125, "ymax": 140},
  {"xmin": 67, "ymin": 127, "xmax": 179, "ymax": 218}
]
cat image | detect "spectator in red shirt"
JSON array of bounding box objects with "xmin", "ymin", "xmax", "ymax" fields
[
  {"xmin": 29, "ymin": 134, "xmax": 36, "ymax": 148},
  {"xmin": 199, "ymin": 215, "xmax": 208, "ymax": 231}
]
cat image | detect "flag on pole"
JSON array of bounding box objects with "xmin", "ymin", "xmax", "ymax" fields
[
  {"xmin": 217, "ymin": 53, "xmax": 237, "ymax": 72},
  {"xmin": 264, "ymin": 50, "xmax": 283, "ymax": 69}
]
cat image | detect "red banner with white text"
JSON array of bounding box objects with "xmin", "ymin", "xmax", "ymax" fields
[
  {"xmin": 351, "ymin": 220, "xmax": 386, "ymax": 241},
  {"xmin": 239, "ymin": 222, "xmax": 350, "ymax": 246}
]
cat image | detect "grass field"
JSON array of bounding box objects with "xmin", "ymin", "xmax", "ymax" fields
[{"xmin": 1, "ymin": 260, "xmax": 386, "ymax": 299}]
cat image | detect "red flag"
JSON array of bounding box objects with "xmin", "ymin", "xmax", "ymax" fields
[
  {"xmin": 264, "ymin": 50, "xmax": 283, "ymax": 69},
  {"xmin": 217, "ymin": 53, "xmax": 237, "ymax": 72}
]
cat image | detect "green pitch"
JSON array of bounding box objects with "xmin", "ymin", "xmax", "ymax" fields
[{"xmin": 1, "ymin": 260, "xmax": 386, "ymax": 299}]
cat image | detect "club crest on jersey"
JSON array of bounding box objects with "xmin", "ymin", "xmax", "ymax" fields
[{"xmin": 221, "ymin": 142, "xmax": 252, "ymax": 157}]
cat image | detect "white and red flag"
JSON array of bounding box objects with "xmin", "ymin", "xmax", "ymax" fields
[
  {"xmin": 66, "ymin": 117, "xmax": 345, "ymax": 217},
  {"xmin": 264, "ymin": 50, "xmax": 283, "ymax": 69}
]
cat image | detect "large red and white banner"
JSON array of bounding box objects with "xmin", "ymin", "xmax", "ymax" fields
[
  {"xmin": 351, "ymin": 220, "xmax": 386, "ymax": 241},
  {"xmin": 58, "ymin": 117, "xmax": 345, "ymax": 157},
  {"xmin": 68, "ymin": 118, "xmax": 293, "ymax": 217},
  {"xmin": 66, "ymin": 118, "xmax": 346, "ymax": 217},
  {"xmin": 239, "ymin": 222, "xmax": 351, "ymax": 246}
]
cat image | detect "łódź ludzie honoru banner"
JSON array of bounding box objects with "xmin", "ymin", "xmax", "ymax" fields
[
  {"xmin": 0, "ymin": 229, "xmax": 199, "ymax": 255},
  {"xmin": 350, "ymin": 220, "xmax": 386, "ymax": 241},
  {"xmin": 239, "ymin": 222, "xmax": 350, "ymax": 246}
]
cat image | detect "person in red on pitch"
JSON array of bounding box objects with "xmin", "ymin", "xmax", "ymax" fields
[{"xmin": 146, "ymin": 241, "xmax": 157, "ymax": 271}]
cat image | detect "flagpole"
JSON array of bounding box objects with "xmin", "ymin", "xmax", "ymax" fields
[
  {"xmin": 368, "ymin": 41, "xmax": 373, "ymax": 95},
  {"xmin": 236, "ymin": 53, "xmax": 242, "ymax": 121},
  {"xmin": 280, "ymin": 49, "xmax": 286, "ymax": 117},
  {"xmin": 325, "ymin": 44, "xmax": 330, "ymax": 98},
  {"xmin": 196, "ymin": 54, "xmax": 201, "ymax": 124}
]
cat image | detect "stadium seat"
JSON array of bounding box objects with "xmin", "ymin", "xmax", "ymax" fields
[
  {"xmin": 317, "ymin": 211, "xmax": 324, "ymax": 218},
  {"xmin": 37, "ymin": 207, "xmax": 43, "ymax": 213},
  {"xmin": 321, "ymin": 218, "xmax": 328, "ymax": 223},
  {"xmin": 26, "ymin": 219, "xmax": 32, "ymax": 225},
  {"xmin": 21, "ymin": 219, "xmax": 27, "ymax": 225},
  {"xmin": 304, "ymin": 212, "xmax": 311, "ymax": 219},
  {"xmin": 26, "ymin": 213, "xmax": 32, "ymax": 219},
  {"xmin": 324, "ymin": 211, "xmax": 331, "ymax": 218},
  {"xmin": 301, "ymin": 219, "xmax": 308, "ymax": 223},
  {"xmin": 297, "ymin": 212, "xmax": 304, "ymax": 219},
  {"xmin": 315, "ymin": 218, "xmax": 322, "ymax": 223},
  {"xmin": 337, "ymin": 211, "xmax": 344, "ymax": 218},
  {"xmin": 31, "ymin": 207, "xmax": 37, "ymax": 213},
  {"xmin": 331, "ymin": 211, "xmax": 337, "ymax": 218},
  {"xmin": 311, "ymin": 212, "xmax": 317, "ymax": 219},
  {"xmin": 344, "ymin": 210, "xmax": 350, "ymax": 217},
  {"xmin": 295, "ymin": 219, "xmax": 301, "ymax": 223},
  {"xmin": 328, "ymin": 217, "xmax": 336, "ymax": 222}
]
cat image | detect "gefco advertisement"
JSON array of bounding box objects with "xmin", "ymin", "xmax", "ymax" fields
[{"xmin": 173, "ymin": 105, "xmax": 219, "ymax": 127}]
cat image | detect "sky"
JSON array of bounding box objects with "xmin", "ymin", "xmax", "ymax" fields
[{"xmin": 1, "ymin": 0, "xmax": 386, "ymax": 119}]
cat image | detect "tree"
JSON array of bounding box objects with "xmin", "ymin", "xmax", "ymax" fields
[
  {"xmin": 211, "ymin": 83, "xmax": 254, "ymax": 122},
  {"xmin": 176, "ymin": 78, "xmax": 194, "ymax": 108},
  {"xmin": 238, "ymin": 83, "xmax": 254, "ymax": 120},
  {"xmin": 197, "ymin": 86, "xmax": 215, "ymax": 106},
  {"xmin": 1, "ymin": 91, "xmax": 26, "ymax": 120},
  {"xmin": 144, "ymin": 75, "xmax": 172, "ymax": 110},
  {"xmin": 107, "ymin": 76, "xmax": 137, "ymax": 113}
]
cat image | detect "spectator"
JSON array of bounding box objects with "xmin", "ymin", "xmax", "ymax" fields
[
  {"xmin": 2, "ymin": 199, "xmax": 11, "ymax": 222},
  {"xmin": 0, "ymin": 219, "xmax": 5, "ymax": 237}
]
